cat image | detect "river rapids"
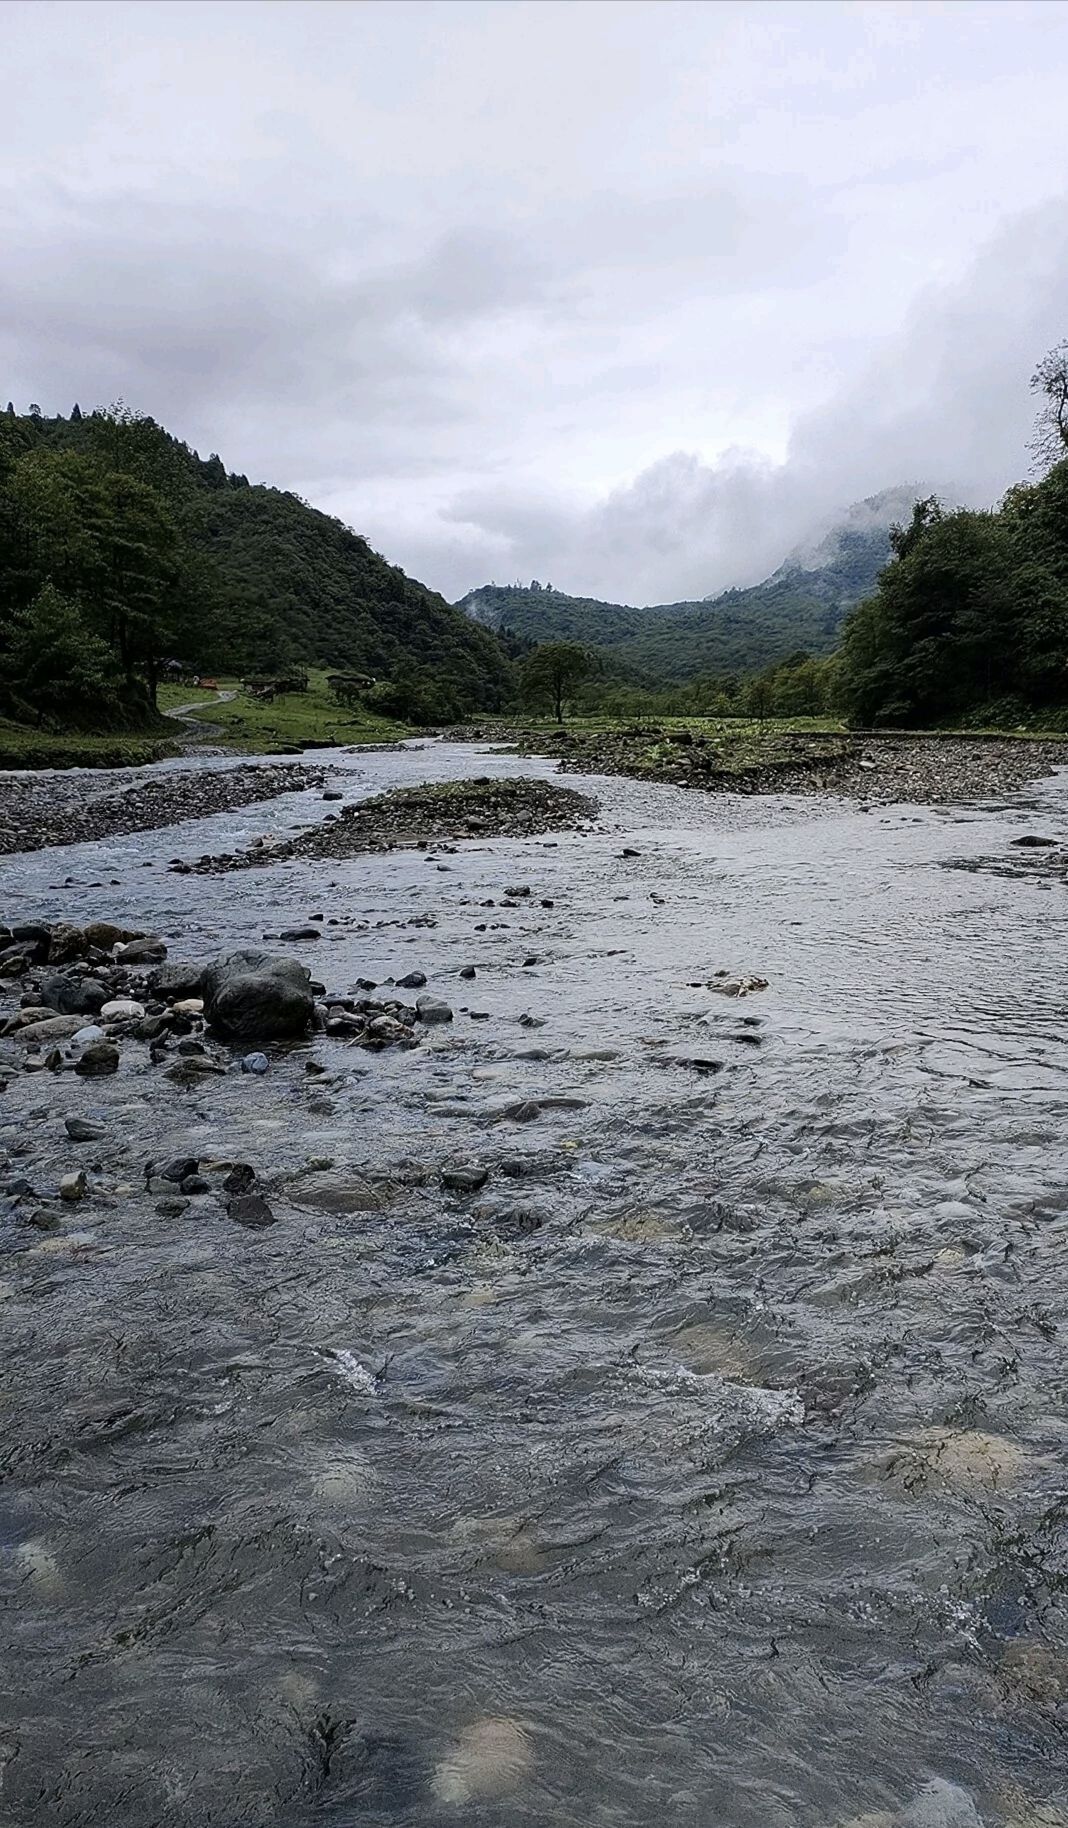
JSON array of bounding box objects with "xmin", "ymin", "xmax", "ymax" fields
[{"xmin": 1, "ymin": 740, "xmax": 1066, "ymax": 1828}]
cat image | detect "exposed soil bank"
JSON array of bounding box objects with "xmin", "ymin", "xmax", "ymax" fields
[
  {"xmin": 0, "ymin": 761, "xmax": 324, "ymax": 856},
  {"xmin": 446, "ymin": 725, "xmax": 1068, "ymax": 804},
  {"xmin": 172, "ymin": 776, "xmax": 599, "ymax": 875}
]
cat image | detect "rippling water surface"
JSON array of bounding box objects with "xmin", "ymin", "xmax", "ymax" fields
[{"xmin": 2, "ymin": 742, "xmax": 1068, "ymax": 1827}]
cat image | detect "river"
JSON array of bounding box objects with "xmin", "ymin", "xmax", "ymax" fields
[{"xmin": 1, "ymin": 739, "xmax": 1067, "ymax": 1827}]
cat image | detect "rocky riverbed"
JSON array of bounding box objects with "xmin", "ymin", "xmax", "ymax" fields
[
  {"xmin": 0, "ymin": 759, "xmax": 323, "ymax": 855},
  {"xmin": 171, "ymin": 775, "xmax": 598, "ymax": 874},
  {"xmin": 448, "ymin": 724, "xmax": 1068, "ymax": 806},
  {"xmin": 3, "ymin": 737, "xmax": 1068, "ymax": 1828}
]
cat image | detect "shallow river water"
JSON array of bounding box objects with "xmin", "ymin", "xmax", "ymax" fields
[{"xmin": 2, "ymin": 741, "xmax": 1068, "ymax": 1828}]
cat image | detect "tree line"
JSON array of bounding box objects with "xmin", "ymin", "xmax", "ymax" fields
[
  {"xmin": 0, "ymin": 404, "xmax": 512, "ymax": 731},
  {"xmin": 835, "ymin": 343, "xmax": 1068, "ymax": 726}
]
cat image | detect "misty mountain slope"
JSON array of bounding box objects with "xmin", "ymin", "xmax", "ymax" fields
[{"xmin": 459, "ymin": 488, "xmax": 917, "ymax": 679}]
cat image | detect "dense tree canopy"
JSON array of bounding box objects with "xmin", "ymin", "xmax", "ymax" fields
[
  {"xmin": 0, "ymin": 405, "xmax": 514, "ymax": 730},
  {"xmin": 837, "ymin": 461, "xmax": 1068, "ymax": 726}
]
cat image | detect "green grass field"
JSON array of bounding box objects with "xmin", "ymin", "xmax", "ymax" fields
[
  {"xmin": 173, "ymin": 670, "xmax": 408, "ymax": 752},
  {"xmin": 0, "ymin": 717, "xmax": 177, "ymax": 771}
]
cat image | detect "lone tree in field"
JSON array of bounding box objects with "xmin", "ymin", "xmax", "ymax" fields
[
  {"xmin": 1030, "ymin": 340, "xmax": 1068, "ymax": 470},
  {"xmin": 521, "ymin": 641, "xmax": 593, "ymax": 723}
]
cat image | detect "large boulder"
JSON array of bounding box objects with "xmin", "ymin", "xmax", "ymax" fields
[{"xmin": 201, "ymin": 951, "xmax": 314, "ymax": 1041}]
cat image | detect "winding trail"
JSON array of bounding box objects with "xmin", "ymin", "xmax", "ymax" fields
[{"xmin": 162, "ymin": 687, "xmax": 237, "ymax": 752}]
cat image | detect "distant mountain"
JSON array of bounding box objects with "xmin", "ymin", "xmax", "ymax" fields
[{"xmin": 458, "ymin": 487, "xmax": 919, "ymax": 680}]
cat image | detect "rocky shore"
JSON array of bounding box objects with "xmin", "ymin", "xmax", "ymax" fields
[
  {"xmin": 445, "ymin": 724, "xmax": 1068, "ymax": 805},
  {"xmin": 0, "ymin": 760, "xmax": 324, "ymax": 855},
  {"xmin": 170, "ymin": 775, "xmax": 598, "ymax": 875}
]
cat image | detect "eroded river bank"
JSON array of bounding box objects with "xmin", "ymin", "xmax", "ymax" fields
[{"xmin": 2, "ymin": 738, "xmax": 1068, "ymax": 1828}]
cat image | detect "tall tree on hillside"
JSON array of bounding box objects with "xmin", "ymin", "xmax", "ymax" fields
[
  {"xmin": 1030, "ymin": 341, "xmax": 1068, "ymax": 471},
  {"xmin": 521, "ymin": 641, "xmax": 594, "ymax": 722},
  {"xmin": 3, "ymin": 585, "xmax": 119, "ymax": 728}
]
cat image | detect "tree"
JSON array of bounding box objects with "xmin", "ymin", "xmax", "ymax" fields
[
  {"xmin": 521, "ymin": 641, "xmax": 594, "ymax": 722},
  {"xmin": 1030, "ymin": 340, "xmax": 1068, "ymax": 472},
  {"xmin": 70, "ymin": 402, "xmax": 82, "ymax": 422},
  {"xmin": 3, "ymin": 585, "xmax": 119, "ymax": 728}
]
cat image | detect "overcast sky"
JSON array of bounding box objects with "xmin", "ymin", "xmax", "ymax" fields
[{"xmin": 5, "ymin": 0, "xmax": 1068, "ymax": 604}]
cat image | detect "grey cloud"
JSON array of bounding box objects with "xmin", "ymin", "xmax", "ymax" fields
[
  {"xmin": 5, "ymin": 0, "xmax": 1068, "ymax": 609},
  {"xmin": 405, "ymin": 197, "xmax": 1068, "ymax": 604}
]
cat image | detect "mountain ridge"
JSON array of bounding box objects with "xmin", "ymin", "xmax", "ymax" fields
[{"xmin": 458, "ymin": 486, "xmax": 920, "ymax": 680}]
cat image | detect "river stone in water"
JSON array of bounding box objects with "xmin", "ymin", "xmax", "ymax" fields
[
  {"xmin": 115, "ymin": 936, "xmax": 167, "ymax": 965},
  {"xmin": 36, "ymin": 973, "xmax": 107, "ymax": 1017},
  {"xmin": 150, "ymin": 962, "xmax": 209, "ymax": 999},
  {"xmin": 901, "ymin": 1781, "xmax": 984, "ymax": 1828},
  {"xmin": 14, "ymin": 1015, "xmax": 85, "ymax": 1045},
  {"xmin": 99, "ymin": 998, "xmax": 145, "ymax": 1020},
  {"xmin": 74, "ymin": 1041, "xmax": 120, "ymax": 1077},
  {"xmin": 431, "ymin": 1718, "xmax": 533, "ymax": 1805},
  {"xmin": 288, "ymin": 1171, "xmax": 395, "ymax": 1214},
  {"xmin": 46, "ymin": 922, "xmax": 87, "ymax": 964},
  {"xmin": 201, "ymin": 950, "xmax": 314, "ymax": 1040}
]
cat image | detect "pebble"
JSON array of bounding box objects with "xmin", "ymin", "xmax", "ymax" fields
[
  {"xmin": 99, "ymin": 999, "xmax": 145, "ymax": 1020},
  {"xmin": 396, "ymin": 971, "xmax": 427, "ymax": 988},
  {"xmin": 59, "ymin": 1171, "xmax": 87, "ymax": 1202},
  {"xmin": 240, "ymin": 1052, "xmax": 270, "ymax": 1074}
]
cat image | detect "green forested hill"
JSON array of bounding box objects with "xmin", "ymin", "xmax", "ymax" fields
[
  {"xmin": 459, "ymin": 496, "xmax": 909, "ymax": 681},
  {"xmin": 0, "ymin": 404, "xmax": 513, "ymax": 725}
]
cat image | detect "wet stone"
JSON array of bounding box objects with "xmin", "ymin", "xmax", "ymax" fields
[
  {"xmin": 416, "ymin": 995, "xmax": 453, "ymax": 1024},
  {"xmin": 228, "ymin": 1192, "xmax": 276, "ymax": 1229},
  {"xmin": 23, "ymin": 1206, "xmax": 61, "ymax": 1232},
  {"xmin": 64, "ymin": 1116, "xmax": 106, "ymax": 1143},
  {"xmin": 441, "ymin": 1164, "xmax": 489, "ymax": 1193},
  {"xmin": 74, "ymin": 1041, "xmax": 120, "ymax": 1077}
]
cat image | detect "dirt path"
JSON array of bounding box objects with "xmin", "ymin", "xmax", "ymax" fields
[{"xmin": 162, "ymin": 689, "xmax": 237, "ymax": 752}]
